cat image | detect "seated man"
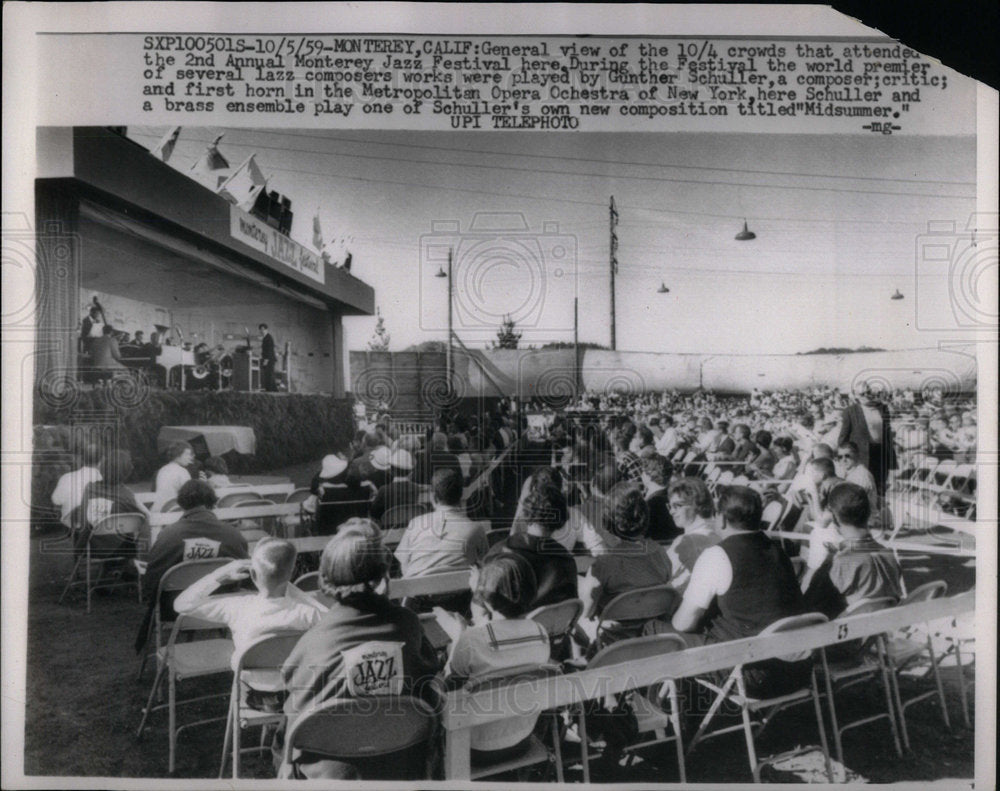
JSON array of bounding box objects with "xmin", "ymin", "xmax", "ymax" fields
[
  {"xmin": 135, "ymin": 480, "xmax": 249, "ymax": 653},
  {"xmin": 792, "ymin": 456, "xmax": 843, "ymax": 527},
  {"xmin": 487, "ymin": 482, "xmax": 578, "ymax": 610},
  {"xmin": 801, "ymin": 482, "xmax": 902, "ymax": 620},
  {"xmin": 672, "ymin": 486, "xmax": 809, "ymax": 698},
  {"xmin": 88, "ymin": 324, "xmax": 128, "ymax": 375},
  {"xmin": 835, "ymin": 441, "xmax": 879, "ymax": 514},
  {"xmin": 394, "ymin": 468, "xmax": 489, "ymax": 578},
  {"xmin": 174, "ymin": 538, "xmax": 326, "ymax": 706}
]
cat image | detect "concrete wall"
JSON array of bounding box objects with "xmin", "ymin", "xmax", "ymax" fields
[{"xmin": 349, "ymin": 345, "xmax": 977, "ymax": 403}]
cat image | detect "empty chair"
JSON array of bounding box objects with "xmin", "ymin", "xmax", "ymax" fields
[
  {"xmin": 217, "ymin": 492, "xmax": 264, "ymax": 508},
  {"xmin": 284, "ymin": 488, "xmax": 314, "ymax": 505},
  {"xmin": 219, "ymin": 631, "xmax": 304, "ymax": 778},
  {"xmin": 885, "ymin": 580, "xmax": 951, "ymax": 748},
  {"xmin": 577, "ymin": 633, "xmax": 688, "ymax": 783},
  {"xmin": 688, "ymin": 613, "xmax": 834, "ymax": 783},
  {"xmin": 315, "ymin": 499, "xmax": 371, "ymax": 535},
  {"xmin": 760, "ymin": 498, "xmax": 786, "ymax": 532},
  {"xmin": 817, "ymin": 597, "xmax": 902, "ymax": 764},
  {"xmin": 293, "ymin": 571, "xmax": 321, "ymax": 592}
]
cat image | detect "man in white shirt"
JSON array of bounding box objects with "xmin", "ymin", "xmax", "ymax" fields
[
  {"xmin": 654, "ymin": 415, "xmax": 681, "ymax": 457},
  {"xmin": 836, "ymin": 442, "xmax": 878, "ymax": 513},
  {"xmin": 51, "ymin": 444, "xmax": 103, "ymax": 529},
  {"xmin": 153, "ymin": 441, "xmax": 195, "ymax": 510},
  {"xmin": 395, "ymin": 468, "xmax": 489, "ymax": 578}
]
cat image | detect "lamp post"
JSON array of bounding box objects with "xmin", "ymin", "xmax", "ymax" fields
[{"xmin": 434, "ymin": 248, "xmax": 453, "ymax": 391}]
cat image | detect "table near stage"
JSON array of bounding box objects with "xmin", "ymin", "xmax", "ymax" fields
[{"xmin": 156, "ymin": 425, "xmax": 256, "ymax": 457}]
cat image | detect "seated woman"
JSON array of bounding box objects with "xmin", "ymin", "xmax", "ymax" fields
[
  {"xmin": 434, "ymin": 554, "xmax": 551, "ymax": 764},
  {"xmin": 201, "ymin": 456, "xmax": 233, "ymax": 489},
  {"xmin": 578, "ymin": 483, "xmax": 673, "ymax": 647},
  {"xmin": 663, "ymin": 477, "xmax": 721, "ymax": 594},
  {"xmin": 279, "ymin": 525, "xmax": 441, "ymax": 780},
  {"xmin": 152, "ymin": 441, "xmax": 195, "ymax": 511},
  {"xmin": 77, "ymin": 449, "xmax": 149, "ymax": 555}
]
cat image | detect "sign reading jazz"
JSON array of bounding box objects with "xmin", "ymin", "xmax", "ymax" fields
[{"xmin": 229, "ymin": 205, "xmax": 325, "ymax": 286}]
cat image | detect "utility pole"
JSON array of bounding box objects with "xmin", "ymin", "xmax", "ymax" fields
[
  {"xmin": 446, "ymin": 247, "xmax": 453, "ymax": 393},
  {"xmin": 609, "ymin": 196, "xmax": 618, "ymax": 350},
  {"xmin": 573, "ymin": 296, "xmax": 580, "ymax": 394}
]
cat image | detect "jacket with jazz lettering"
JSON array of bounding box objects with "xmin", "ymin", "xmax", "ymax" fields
[{"xmin": 281, "ymin": 590, "xmax": 441, "ymax": 729}]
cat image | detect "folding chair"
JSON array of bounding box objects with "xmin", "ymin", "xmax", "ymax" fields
[
  {"xmin": 284, "ymin": 487, "xmax": 313, "ymax": 505},
  {"xmin": 382, "ymin": 502, "xmax": 432, "ymax": 532},
  {"xmin": 217, "ymin": 492, "xmax": 264, "ymax": 508},
  {"xmin": 281, "ymin": 695, "xmax": 438, "ymax": 780},
  {"xmin": 688, "ymin": 613, "xmax": 835, "ymax": 783},
  {"xmin": 136, "ymin": 612, "xmax": 234, "ymax": 774},
  {"xmin": 760, "ymin": 498, "xmax": 786, "ymax": 532},
  {"xmin": 578, "ymin": 634, "xmax": 688, "ymax": 783},
  {"xmin": 315, "ymin": 499, "xmax": 371, "ymax": 534},
  {"xmin": 463, "ymin": 663, "xmax": 565, "ymax": 781},
  {"xmin": 230, "ymin": 498, "xmax": 279, "ymax": 540},
  {"xmin": 159, "ymin": 498, "xmax": 179, "ymax": 513},
  {"xmin": 884, "ymin": 580, "xmax": 951, "ymax": 748},
  {"xmin": 59, "ymin": 512, "xmax": 145, "ymax": 612},
  {"xmin": 705, "ymin": 466, "xmax": 723, "ymax": 491},
  {"xmin": 594, "ymin": 585, "xmax": 679, "ymax": 652},
  {"xmin": 219, "ymin": 630, "xmax": 303, "ymax": 778},
  {"xmin": 817, "ymin": 597, "xmax": 902, "ymax": 764},
  {"xmin": 934, "ymin": 612, "xmax": 974, "ymax": 728},
  {"xmin": 136, "ymin": 558, "xmax": 233, "ymax": 681},
  {"xmin": 529, "ymin": 598, "xmax": 584, "ymax": 661},
  {"xmin": 907, "ymin": 456, "xmax": 939, "ymax": 494}
]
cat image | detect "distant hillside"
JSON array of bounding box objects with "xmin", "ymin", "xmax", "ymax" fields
[{"xmin": 798, "ymin": 346, "xmax": 886, "ymax": 355}]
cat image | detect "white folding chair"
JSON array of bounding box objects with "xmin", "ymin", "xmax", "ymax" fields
[
  {"xmin": 529, "ymin": 598, "xmax": 584, "ymax": 661},
  {"xmin": 578, "ymin": 634, "xmax": 688, "ymax": 783},
  {"xmin": 885, "ymin": 581, "xmax": 952, "ymax": 748},
  {"xmin": 594, "ymin": 584, "xmax": 678, "ymax": 651},
  {"xmin": 219, "ymin": 630, "xmax": 303, "ymax": 778},
  {"xmin": 136, "ymin": 612, "xmax": 234, "ymax": 775},
  {"xmin": 817, "ymin": 597, "xmax": 902, "ymax": 764},
  {"xmin": 59, "ymin": 512, "xmax": 145, "ymax": 612},
  {"xmin": 688, "ymin": 613, "xmax": 835, "ymax": 783},
  {"xmin": 292, "ymin": 571, "xmax": 321, "ymax": 592}
]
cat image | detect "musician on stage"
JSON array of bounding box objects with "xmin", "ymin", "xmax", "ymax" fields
[
  {"xmin": 259, "ymin": 323, "xmax": 277, "ymax": 392},
  {"xmin": 79, "ymin": 301, "xmax": 105, "ymax": 357}
]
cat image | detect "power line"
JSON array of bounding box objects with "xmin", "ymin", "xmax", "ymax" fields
[{"xmin": 130, "ymin": 129, "xmax": 974, "ymax": 200}]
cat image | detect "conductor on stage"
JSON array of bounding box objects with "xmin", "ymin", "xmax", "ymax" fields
[{"xmin": 259, "ymin": 323, "xmax": 277, "ymax": 392}]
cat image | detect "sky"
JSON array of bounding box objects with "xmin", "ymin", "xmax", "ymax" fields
[{"xmin": 127, "ymin": 126, "xmax": 979, "ymax": 357}]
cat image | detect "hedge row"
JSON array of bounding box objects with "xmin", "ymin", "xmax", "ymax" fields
[{"xmin": 31, "ymin": 388, "xmax": 354, "ymax": 526}]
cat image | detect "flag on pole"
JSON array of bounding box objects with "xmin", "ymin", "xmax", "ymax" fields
[
  {"xmin": 312, "ymin": 210, "xmax": 324, "ymax": 251},
  {"xmin": 217, "ymin": 154, "xmax": 268, "ymax": 210},
  {"xmin": 150, "ymin": 126, "xmax": 181, "ymax": 162},
  {"xmin": 190, "ymin": 134, "xmax": 230, "ymax": 189}
]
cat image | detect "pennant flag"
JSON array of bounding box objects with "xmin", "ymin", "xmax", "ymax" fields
[
  {"xmin": 312, "ymin": 210, "xmax": 324, "ymax": 251},
  {"xmin": 217, "ymin": 154, "xmax": 268, "ymax": 210},
  {"xmin": 150, "ymin": 126, "xmax": 181, "ymax": 162},
  {"xmin": 189, "ymin": 134, "xmax": 230, "ymax": 189}
]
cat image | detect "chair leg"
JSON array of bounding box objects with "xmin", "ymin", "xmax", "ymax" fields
[
  {"xmin": 58, "ymin": 555, "xmax": 84, "ymax": 604},
  {"xmin": 232, "ymin": 696, "xmax": 241, "ymax": 779},
  {"xmin": 136, "ymin": 663, "xmax": 166, "ymax": 737},
  {"xmin": 85, "ymin": 549, "xmax": 93, "ymax": 613},
  {"xmin": 925, "ymin": 632, "xmax": 951, "ymax": 729},
  {"xmin": 219, "ymin": 690, "xmax": 234, "ymax": 778},
  {"xmin": 953, "ymin": 642, "xmax": 971, "ymax": 728},
  {"xmin": 687, "ymin": 671, "xmax": 739, "ymax": 756},
  {"xmin": 877, "ymin": 637, "xmax": 905, "ymax": 755},
  {"xmin": 667, "ymin": 681, "xmax": 687, "ymax": 783},
  {"xmin": 810, "ymin": 668, "xmax": 835, "ymax": 784},
  {"xmin": 550, "ymin": 713, "xmax": 564, "ymax": 783},
  {"xmin": 578, "ymin": 707, "xmax": 590, "ymax": 785},
  {"xmin": 168, "ymin": 670, "xmax": 177, "ymax": 775},
  {"xmin": 732, "ymin": 673, "xmax": 761, "ymax": 783},
  {"xmin": 819, "ymin": 650, "xmax": 845, "ymax": 765}
]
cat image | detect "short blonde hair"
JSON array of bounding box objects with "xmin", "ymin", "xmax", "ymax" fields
[{"xmin": 251, "ymin": 538, "xmax": 297, "ymax": 586}]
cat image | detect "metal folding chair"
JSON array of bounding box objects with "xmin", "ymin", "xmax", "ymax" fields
[
  {"xmin": 688, "ymin": 613, "xmax": 835, "ymax": 783},
  {"xmin": 281, "ymin": 695, "xmax": 438, "ymax": 779},
  {"xmin": 595, "ymin": 584, "xmax": 678, "ymax": 651},
  {"xmin": 219, "ymin": 630, "xmax": 303, "ymax": 778},
  {"xmin": 136, "ymin": 612, "xmax": 234, "ymax": 774},
  {"xmin": 885, "ymin": 580, "xmax": 952, "ymax": 747},
  {"xmin": 528, "ymin": 598, "xmax": 584, "ymax": 661},
  {"xmin": 58, "ymin": 512, "xmax": 144, "ymax": 612},
  {"xmin": 578, "ymin": 633, "xmax": 688, "ymax": 783},
  {"xmin": 464, "ymin": 663, "xmax": 565, "ymax": 781},
  {"xmin": 817, "ymin": 597, "xmax": 902, "ymax": 764}
]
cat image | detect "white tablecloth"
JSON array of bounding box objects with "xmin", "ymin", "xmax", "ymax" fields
[{"xmin": 157, "ymin": 425, "xmax": 257, "ymax": 456}]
